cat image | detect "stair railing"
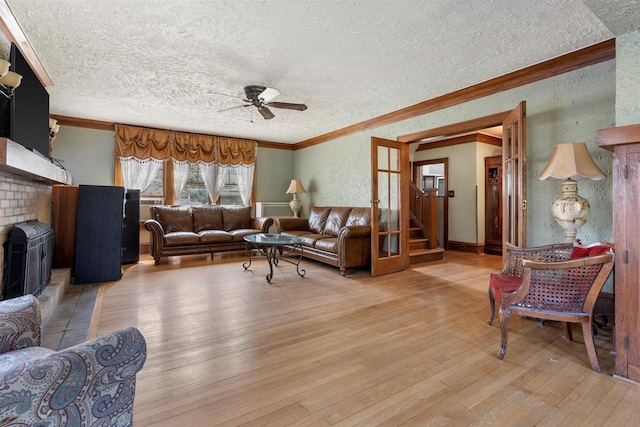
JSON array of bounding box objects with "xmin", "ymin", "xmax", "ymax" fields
[{"xmin": 409, "ymin": 182, "xmax": 438, "ymax": 249}]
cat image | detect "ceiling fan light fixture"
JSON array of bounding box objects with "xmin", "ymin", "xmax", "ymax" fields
[
  {"xmin": 258, "ymin": 87, "xmax": 280, "ymax": 103},
  {"xmin": 217, "ymin": 85, "xmax": 307, "ymax": 120}
]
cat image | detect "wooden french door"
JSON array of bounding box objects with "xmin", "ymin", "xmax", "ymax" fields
[
  {"xmin": 502, "ymin": 101, "xmax": 527, "ymax": 255},
  {"xmin": 371, "ymin": 137, "xmax": 410, "ymax": 276}
]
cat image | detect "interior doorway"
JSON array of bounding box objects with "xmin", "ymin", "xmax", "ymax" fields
[
  {"xmin": 400, "ymin": 105, "xmax": 526, "ymax": 256},
  {"xmin": 412, "ymin": 159, "xmax": 448, "ymax": 249}
]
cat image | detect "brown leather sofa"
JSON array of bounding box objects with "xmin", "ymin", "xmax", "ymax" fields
[
  {"xmin": 145, "ymin": 205, "xmax": 273, "ymax": 265},
  {"xmin": 275, "ymin": 206, "xmax": 373, "ymax": 276}
]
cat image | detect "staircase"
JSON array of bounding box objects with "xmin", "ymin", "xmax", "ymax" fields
[
  {"xmin": 409, "ymin": 218, "xmax": 444, "ymax": 264},
  {"xmin": 409, "ymin": 183, "xmax": 444, "ymax": 264}
]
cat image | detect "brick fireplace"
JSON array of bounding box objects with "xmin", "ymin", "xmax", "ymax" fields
[
  {"xmin": 0, "ymin": 174, "xmax": 53, "ymax": 295},
  {"xmin": 0, "ymin": 138, "xmax": 72, "ymax": 297}
]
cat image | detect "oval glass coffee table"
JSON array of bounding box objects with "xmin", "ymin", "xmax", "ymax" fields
[{"xmin": 243, "ymin": 233, "xmax": 306, "ymax": 283}]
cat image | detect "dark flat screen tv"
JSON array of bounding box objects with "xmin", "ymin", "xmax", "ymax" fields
[{"xmin": 8, "ymin": 43, "xmax": 50, "ymax": 159}]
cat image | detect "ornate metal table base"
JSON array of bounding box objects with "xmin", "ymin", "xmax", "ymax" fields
[{"xmin": 243, "ymin": 234, "xmax": 306, "ymax": 283}]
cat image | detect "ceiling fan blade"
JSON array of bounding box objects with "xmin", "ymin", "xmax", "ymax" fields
[
  {"xmin": 258, "ymin": 106, "xmax": 275, "ymax": 120},
  {"xmin": 217, "ymin": 104, "xmax": 250, "ymax": 113},
  {"xmin": 266, "ymin": 102, "xmax": 307, "ymax": 111},
  {"xmin": 258, "ymin": 87, "xmax": 280, "ymax": 103}
]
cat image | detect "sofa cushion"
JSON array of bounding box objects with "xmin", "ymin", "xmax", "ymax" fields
[
  {"xmin": 192, "ymin": 205, "xmax": 224, "ymax": 232},
  {"xmin": 222, "ymin": 206, "xmax": 252, "ymax": 231},
  {"xmin": 308, "ymin": 207, "xmax": 332, "ymax": 234},
  {"xmin": 229, "ymin": 229, "xmax": 260, "ymax": 242},
  {"xmin": 163, "ymin": 232, "xmax": 200, "ymax": 247},
  {"xmin": 154, "ymin": 206, "xmax": 193, "ymax": 233},
  {"xmin": 324, "ymin": 207, "xmax": 353, "ymax": 237},
  {"xmin": 315, "ymin": 237, "xmax": 338, "ymax": 253},
  {"xmin": 198, "ymin": 230, "xmax": 233, "ymax": 244},
  {"xmin": 280, "ymin": 231, "xmax": 308, "ymax": 238},
  {"xmin": 297, "ymin": 233, "xmax": 326, "ymax": 247},
  {"xmin": 346, "ymin": 207, "xmax": 372, "ymax": 226}
]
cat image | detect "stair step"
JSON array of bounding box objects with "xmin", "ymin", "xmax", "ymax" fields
[
  {"xmin": 410, "ymin": 238, "xmax": 429, "ymax": 250},
  {"xmin": 409, "ymin": 228, "xmax": 423, "ymax": 239},
  {"xmin": 409, "ymin": 248, "xmax": 445, "ymax": 264}
]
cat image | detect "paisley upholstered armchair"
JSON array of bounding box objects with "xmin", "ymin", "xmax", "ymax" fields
[{"xmin": 0, "ymin": 294, "xmax": 147, "ymax": 426}]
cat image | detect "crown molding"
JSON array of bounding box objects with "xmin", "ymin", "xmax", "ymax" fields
[{"xmin": 294, "ymin": 39, "xmax": 615, "ymax": 149}]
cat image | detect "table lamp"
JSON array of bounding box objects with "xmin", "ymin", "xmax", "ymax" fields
[
  {"xmin": 538, "ymin": 143, "xmax": 605, "ymax": 242},
  {"xmin": 286, "ymin": 179, "xmax": 306, "ymax": 218}
]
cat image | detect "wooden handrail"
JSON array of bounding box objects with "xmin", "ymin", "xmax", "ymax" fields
[{"xmin": 409, "ymin": 182, "xmax": 438, "ymax": 249}]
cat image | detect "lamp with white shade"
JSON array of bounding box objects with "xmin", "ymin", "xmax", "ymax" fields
[
  {"xmin": 286, "ymin": 179, "xmax": 306, "ymax": 218},
  {"xmin": 0, "ymin": 58, "xmax": 22, "ymax": 98},
  {"xmin": 538, "ymin": 143, "xmax": 605, "ymax": 242}
]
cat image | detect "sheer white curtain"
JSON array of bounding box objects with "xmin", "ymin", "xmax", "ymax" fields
[
  {"xmin": 236, "ymin": 164, "xmax": 255, "ymax": 206},
  {"xmin": 199, "ymin": 162, "xmax": 228, "ymax": 203},
  {"xmin": 173, "ymin": 160, "xmax": 190, "ymax": 201},
  {"xmin": 119, "ymin": 156, "xmax": 162, "ymax": 191}
]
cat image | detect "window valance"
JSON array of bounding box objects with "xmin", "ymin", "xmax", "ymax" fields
[
  {"xmin": 114, "ymin": 124, "xmax": 256, "ymax": 164},
  {"xmin": 218, "ymin": 137, "xmax": 257, "ymax": 165},
  {"xmin": 171, "ymin": 132, "xmax": 217, "ymax": 163},
  {"xmin": 114, "ymin": 125, "xmax": 172, "ymax": 159}
]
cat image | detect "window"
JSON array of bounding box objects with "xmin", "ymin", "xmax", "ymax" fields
[
  {"xmin": 138, "ymin": 161, "xmax": 250, "ymax": 206},
  {"xmin": 220, "ymin": 167, "xmax": 243, "ymax": 205},
  {"xmin": 178, "ymin": 163, "xmax": 208, "ymax": 205},
  {"xmin": 141, "ymin": 162, "xmax": 164, "ymax": 203}
]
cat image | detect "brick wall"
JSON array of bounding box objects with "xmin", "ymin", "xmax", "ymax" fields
[{"xmin": 0, "ymin": 173, "xmax": 52, "ymax": 295}]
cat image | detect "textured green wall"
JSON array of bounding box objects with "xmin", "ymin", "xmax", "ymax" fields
[
  {"xmin": 294, "ymin": 60, "xmax": 616, "ymax": 247},
  {"xmin": 52, "ymin": 126, "xmax": 116, "ymax": 185},
  {"xmin": 255, "ymin": 147, "xmax": 294, "ymax": 202},
  {"xmin": 616, "ymin": 31, "xmax": 640, "ymax": 126}
]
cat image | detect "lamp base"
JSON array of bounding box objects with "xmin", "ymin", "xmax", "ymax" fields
[
  {"xmin": 290, "ymin": 196, "xmax": 302, "ymax": 218},
  {"xmin": 551, "ymin": 179, "xmax": 590, "ymax": 243}
]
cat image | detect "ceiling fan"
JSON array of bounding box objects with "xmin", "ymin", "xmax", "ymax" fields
[{"xmin": 217, "ymin": 85, "xmax": 307, "ymax": 120}]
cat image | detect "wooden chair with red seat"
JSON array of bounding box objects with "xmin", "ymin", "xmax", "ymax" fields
[
  {"xmin": 491, "ymin": 242, "xmax": 614, "ymax": 372},
  {"xmin": 487, "ymin": 243, "xmax": 575, "ymax": 326}
]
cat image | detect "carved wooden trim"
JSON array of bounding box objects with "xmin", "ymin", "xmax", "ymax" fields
[
  {"xmin": 51, "ymin": 115, "xmax": 115, "ymax": 131},
  {"xmin": 401, "ymin": 111, "xmax": 511, "ymax": 143},
  {"xmin": 415, "ymin": 132, "xmax": 501, "ymax": 151},
  {"xmin": 597, "ymin": 123, "xmax": 640, "ymax": 149},
  {"xmin": 0, "ymin": 0, "xmax": 53, "ymax": 87},
  {"xmin": 295, "ymin": 39, "xmax": 615, "ymax": 149},
  {"xmin": 257, "ymin": 140, "xmax": 295, "ymax": 150}
]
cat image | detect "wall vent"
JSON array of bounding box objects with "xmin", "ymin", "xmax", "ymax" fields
[{"xmin": 255, "ymin": 202, "xmax": 291, "ymax": 218}]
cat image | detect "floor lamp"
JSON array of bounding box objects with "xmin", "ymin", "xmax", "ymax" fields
[{"xmin": 538, "ymin": 143, "xmax": 605, "ymax": 242}]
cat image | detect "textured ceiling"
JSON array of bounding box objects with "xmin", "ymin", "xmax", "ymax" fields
[{"xmin": 5, "ymin": 0, "xmax": 632, "ymax": 144}]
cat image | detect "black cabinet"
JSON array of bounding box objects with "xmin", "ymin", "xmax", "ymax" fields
[
  {"xmin": 74, "ymin": 185, "xmax": 125, "ymax": 284},
  {"xmin": 122, "ymin": 189, "xmax": 140, "ymax": 264}
]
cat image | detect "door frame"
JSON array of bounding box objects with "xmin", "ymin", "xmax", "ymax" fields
[
  {"xmin": 371, "ymin": 137, "xmax": 410, "ymax": 277},
  {"xmin": 412, "ymin": 158, "xmax": 449, "ymax": 249},
  {"xmin": 398, "ymin": 108, "xmax": 525, "ymax": 254}
]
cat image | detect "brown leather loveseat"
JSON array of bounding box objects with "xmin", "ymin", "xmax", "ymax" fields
[
  {"xmin": 145, "ymin": 205, "xmax": 273, "ymax": 265},
  {"xmin": 275, "ymin": 206, "xmax": 373, "ymax": 276}
]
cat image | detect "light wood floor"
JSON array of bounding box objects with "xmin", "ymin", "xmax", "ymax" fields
[{"xmin": 91, "ymin": 251, "xmax": 640, "ymax": 426}]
